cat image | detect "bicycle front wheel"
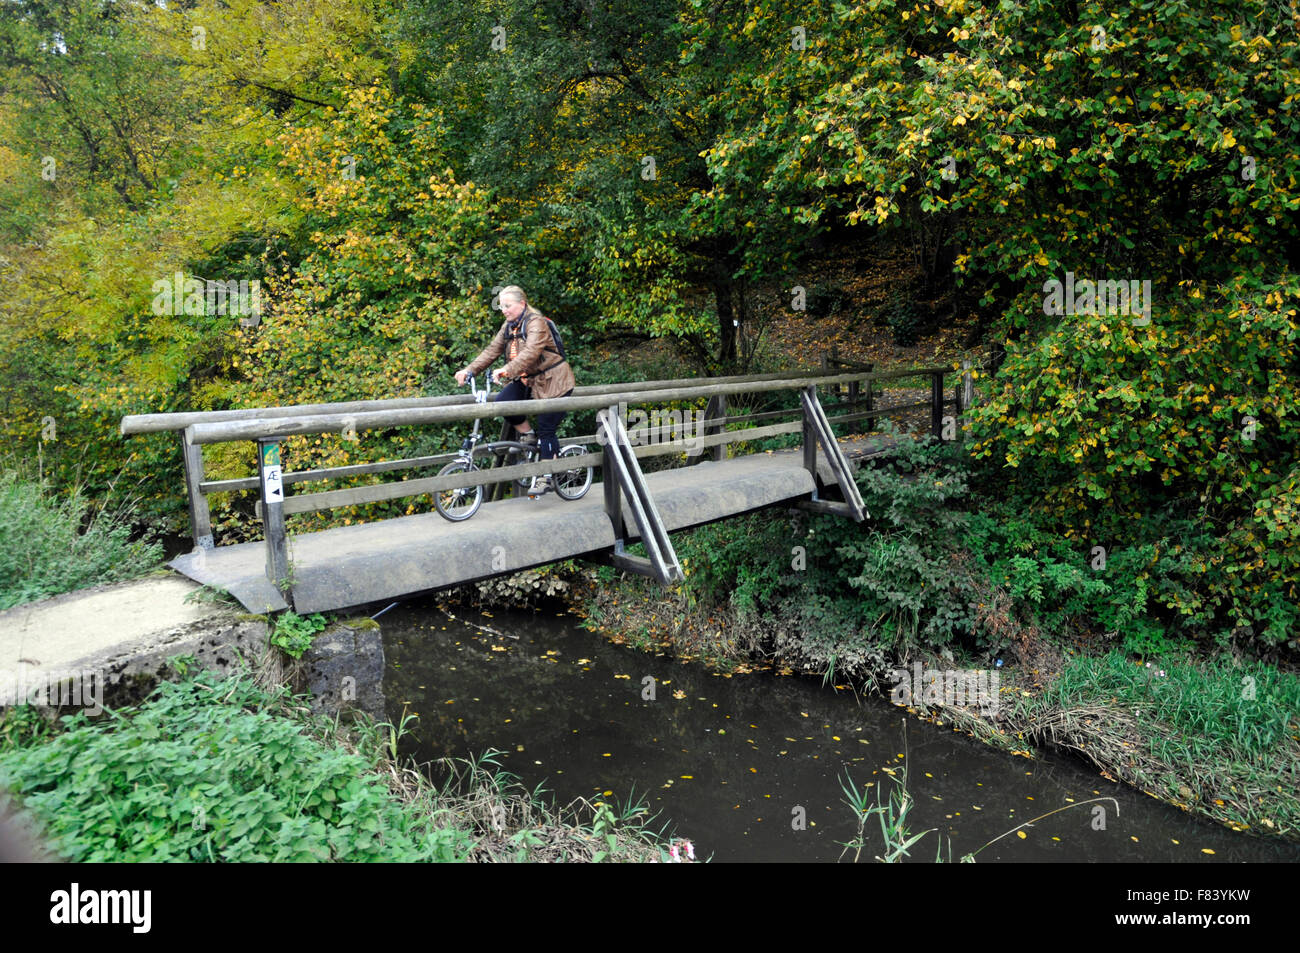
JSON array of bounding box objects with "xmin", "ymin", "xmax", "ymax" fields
[
  {"xmin": 433, "ymin": 460, "xmax": 483, "ymax": 521},
  {"xmin": 553, "ymin": 444, "xmax": 593, "ymax": 501}
]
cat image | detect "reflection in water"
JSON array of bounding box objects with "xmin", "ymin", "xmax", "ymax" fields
[{"xmin": 381, "ymin": 597, "xmax": 1300, "ymax": 863}]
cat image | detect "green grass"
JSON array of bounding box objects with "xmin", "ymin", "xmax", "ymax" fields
[
  {"xmin": 1042, "ymin": 650, "xmax": 1300, "ymax": 763},
  {"xmin": 1011, "ymin": 649, "xmax": 1300, "ymax": 837},
  {"xmin": 0, "ymin": 466, "xmax": 164, "ymax": 610}
]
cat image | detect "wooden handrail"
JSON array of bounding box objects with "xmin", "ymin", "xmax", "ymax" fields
[
  {"xmin": 122, "ymin": 365, "xmax": 950, "ymax": 436},
  {"xmin": 119, "ymin": 366, "xmax": 861, "ymax": 435},
  {"xmin": 182, "ymin": 368, "xmax": 951, "ymax": 445},
  {"xmin": 126, "ymin": 363, "xmax": 955, "ymax": 554}
]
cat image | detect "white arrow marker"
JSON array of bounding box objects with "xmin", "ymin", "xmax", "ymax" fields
[{"xmin": 263, "ymin": 465, "xmax": 284, "ymax": 503}]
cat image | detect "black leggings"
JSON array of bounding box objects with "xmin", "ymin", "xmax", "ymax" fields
[{"xmin": 496, "ymin": 380, "xmax": 572, "ymax": 459}]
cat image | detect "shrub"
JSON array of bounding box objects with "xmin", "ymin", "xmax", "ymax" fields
[
  {"xmin": 0, "ymin": 467, "xmax": 164, "ymax": 610},
  {"xmin": 0, "ymin": 672, "xmax": 472, "ymax": 862},
  {"xmin": 269, "ymin": 611, "xmax": 329, "ymax": 659},
  {"xmin": 884, "ymin": 286, "xmax": 924, "ymax": 346}
]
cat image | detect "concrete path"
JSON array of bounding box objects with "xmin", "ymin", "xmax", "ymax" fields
[{"xmin": 0, "ymin": 576, "xmax": 254, "ymax": 696}]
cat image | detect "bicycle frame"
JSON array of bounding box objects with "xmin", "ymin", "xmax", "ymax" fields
[
  {"xmin": 432, "ymin": 373, "xmax": 592, "ymax": 520},
  {"xmin": 456, "ymin": 373, "xmax": 539, "ymax": 478}
]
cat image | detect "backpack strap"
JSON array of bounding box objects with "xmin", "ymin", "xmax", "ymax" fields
[
  {"xmin": 524, "ymin": 311, "xmax": 562, "ymax": 356},
  {"xmin": 511, "ymin": 310, "xmax": 566, "ymax": 382}
]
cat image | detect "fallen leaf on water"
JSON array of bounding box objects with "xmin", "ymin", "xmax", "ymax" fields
[{"xmin": 1016, "ymin": 831, "xmax": 1027, "ymax": 840}]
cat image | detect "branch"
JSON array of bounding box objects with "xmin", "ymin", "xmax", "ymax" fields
[{"xmin": 225, "ymin": 78, "xmax": 338, "ymax": 110}]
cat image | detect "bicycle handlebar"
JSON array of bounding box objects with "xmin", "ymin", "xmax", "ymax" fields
[{"xmin": 465, "ymin": 369, "xmax": 520, "ymax": 401}]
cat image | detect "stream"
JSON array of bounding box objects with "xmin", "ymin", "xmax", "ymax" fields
[{"xmin": 381, "ymin": 596, "xmax": 1300, "ymax": 863}]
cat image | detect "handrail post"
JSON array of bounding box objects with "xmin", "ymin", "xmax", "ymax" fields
[
  {"xmin": 180, "ymin": 430, "xmax": 214, "ymax": 550},
  {"xmin": 931, "ymin": 371, "xmax": 944, "ymax": 438},
  {"xmin": 710, "ymin": 394, "xmax": 727, "ymax": 463},
  {"xmin": 688, "ymin": 393, "xmax": 727, "ymax": 465},
  {"xmin": 257, "ymin": 436, "xmax": 291, "ymax": 603},
  {"xmin": 601, "ymin": 408, "xmax": 624, "ymax": 539},
  {"xmin": 596, "ymin": 405, "xmax": 682, "ymax": 584},
  {"xmin": 798, "ymin": 385, "xmax": 867, "ymax": 521},
  {"xmin": 802, "ymin": 385, "xmax": 817, "ymax": 479},
  {"xmin": 865, "ymin": 370, "xmax": 876, "ymax": 432}
]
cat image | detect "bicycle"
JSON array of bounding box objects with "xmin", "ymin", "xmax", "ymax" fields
[{"xmin": 432, "ymin": 373, "xmax": 593, "ymax": 521}]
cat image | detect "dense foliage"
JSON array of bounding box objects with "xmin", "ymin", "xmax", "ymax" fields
[
  {"xmin": 0, "ymin": 672, "xmax": 472, "ymax": 861},
  {"xmin": 1, "ymin": 0, "xmax": 1296, "ymax": 649},
  {"xmin": 675, "ymin": 431, "xmax": 1288, "ymax": 663}
]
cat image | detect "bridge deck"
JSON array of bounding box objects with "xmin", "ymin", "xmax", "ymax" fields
[{"xmin": 169, "ymin": 437, "xmax": 895, "ymax": 614}]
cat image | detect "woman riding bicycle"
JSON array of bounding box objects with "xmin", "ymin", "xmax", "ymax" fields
[{"xmin": 455, "ymin": 286, "xmax": 575, "ymax": 496}]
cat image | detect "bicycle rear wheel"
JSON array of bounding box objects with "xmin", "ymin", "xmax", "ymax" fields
[
  {"xmin": 553, "ymin": 444, "xmax": 593, "ymax": 500},
  {"xmin": 433, "ymin": 460, "xmax": 483, "ymax": 521}
]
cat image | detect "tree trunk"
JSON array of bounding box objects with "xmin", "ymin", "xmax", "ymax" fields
[{"xmin": 714, "ymin": 276, "xmax": 738, "ymax": 369}]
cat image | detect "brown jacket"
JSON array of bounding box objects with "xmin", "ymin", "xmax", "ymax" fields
[{"xmin": 465, "ymin": 306, "xmax": 576, "ymax": 399}]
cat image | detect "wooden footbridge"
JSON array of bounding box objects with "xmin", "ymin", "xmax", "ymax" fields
[{"xmin": 120, "ymin": 359, "xmax": 974, "ymax": 615}]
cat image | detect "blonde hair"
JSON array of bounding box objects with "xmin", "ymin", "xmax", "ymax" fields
[{"xmin": 498, "ymin": 285, "xmax": 527, "ymax": 309}]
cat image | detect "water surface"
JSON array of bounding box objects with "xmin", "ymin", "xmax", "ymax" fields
[{"xmin": 382, "ymin": 597, "xmax": 1299, "ymax": 862}]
